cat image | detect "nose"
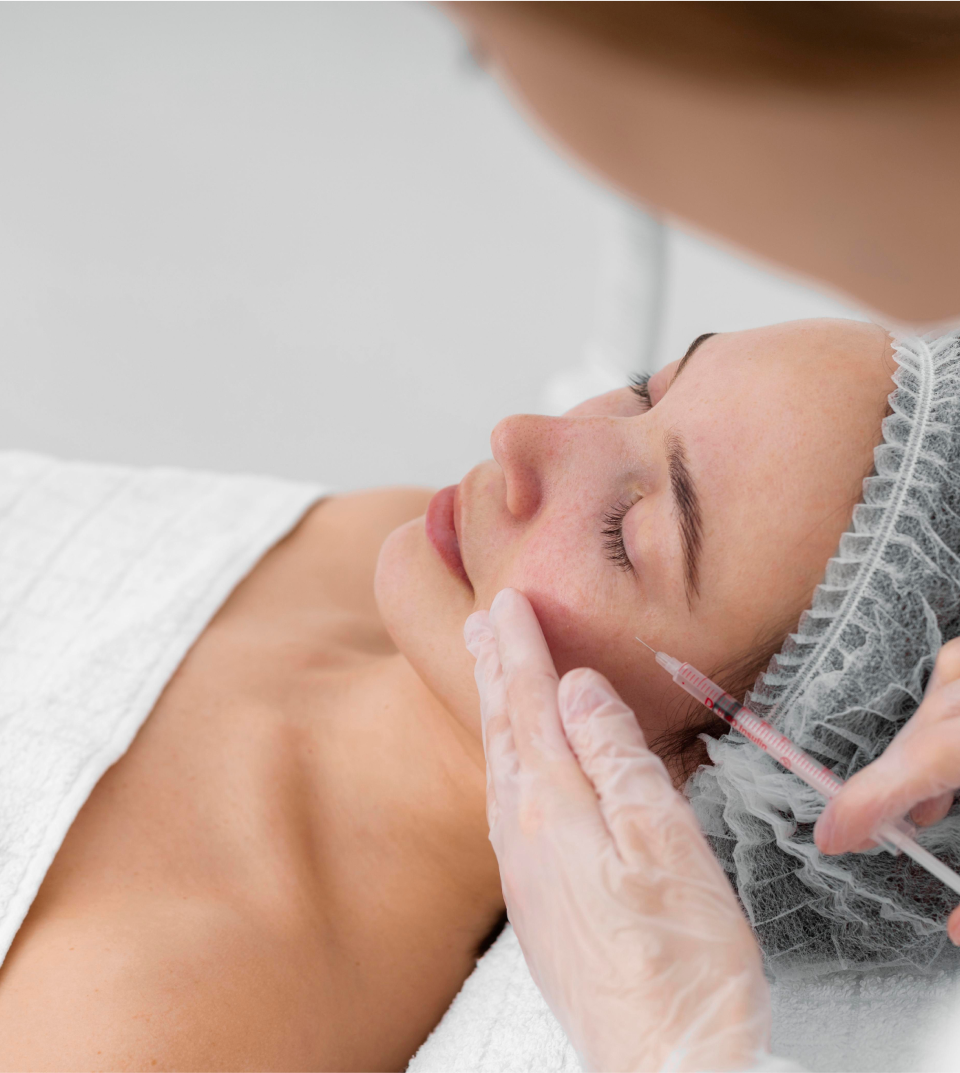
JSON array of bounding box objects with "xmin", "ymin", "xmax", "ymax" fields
[{"xmin": 490, "ymin": 413, "xmax": 567, "ymax": 519}]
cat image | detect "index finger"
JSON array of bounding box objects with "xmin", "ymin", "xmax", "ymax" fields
[
  {"xmin": 815, "ymin": 718, "xmax": 960, "ymax": 854},
  {"xmin": 489, "ymin": 588, "xmax": 556, "ymax": 682},
  {"xmin": 488, "ymin": 588, "xmax": 569, "ymax": 763}
]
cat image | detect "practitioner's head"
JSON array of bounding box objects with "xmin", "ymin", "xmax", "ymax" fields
[
  {"xmin": 376, "ymin": 318, "xmax": 895, "ymax": 778},
  {"xmin": 445, "ymin": 3, "xmax": 960, "ymax": 323}
]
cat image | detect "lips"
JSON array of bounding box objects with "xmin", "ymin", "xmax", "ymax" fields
[{"xmin": 425, "ymin": 484, "xmax": 471, "ymax": 587}]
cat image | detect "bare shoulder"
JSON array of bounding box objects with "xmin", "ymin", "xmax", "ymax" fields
[
  {"xmin": 230, "ymin": 486, "xmax": 436, "ymax": 624},
  {"xmin": 0, "ymin": 897, "xmax": 329, "ymax": 1072},
  {"xmin": 308, "ymin": 486, "xmax": 435, "ymax": 541}
]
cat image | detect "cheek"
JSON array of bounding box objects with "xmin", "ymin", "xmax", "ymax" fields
[
  {"xmin": 487, "ymin": 524, "xmax": 632, "ymax": 683},
  {"xmin": 482, "ymin": 521, "xmax": 680, "ymax": 739}
]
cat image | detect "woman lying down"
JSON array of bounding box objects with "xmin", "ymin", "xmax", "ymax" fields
[{"xmin": 0, "ymin": 318, "xmax": 957, "ymax": 1071}]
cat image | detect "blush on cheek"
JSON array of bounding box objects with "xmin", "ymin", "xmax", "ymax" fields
[
  {"xmin": 510, "ymin": 571, "xmax": 672, "ymax": 736},
  {"xmin": 538, "ymin": 598, "xmax": 671, "ymax": 740},
  {"xmin": 519, "ymin": 586, "xmax": 625, "ymax": 688},
  {"xmin": 498, "ymin": 528, "xmax": 623, "ymax": 667}
]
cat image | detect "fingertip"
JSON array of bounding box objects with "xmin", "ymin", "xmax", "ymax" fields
[
  {"xmin": 910, "ymin": 792, "xmax": 955, "ymax": 828},
  {"xmin": 933, "ymin": 637, "xmax": 960, "ymax": 694},
  {"xmin": 813, "ymin": 815, "xmax": 834, "ymax": 855},
  {"xmin": 814, "ymin": 761, "xmax": 907, "ymax": 855},
  {"xmin": 948, "ymin": 904, "xmax": 960, "ymax": 946},
  {"xmin": 814, "ymin": 804, "xmax": 874, "ymax": 855},
  {"xmin": 464, "ymin": 610, "xmax": 494, "ymax": 655},
  {"xmin": 489, "ymin": 587, "xmax": 525, "ymax": 622},
  {"xmin": 487, "ymin": 589, "xmax": 556, "ymax": 681},
  {"xmin": 558, "ymin": 666, "xmax": 605, "ymax": 693}
]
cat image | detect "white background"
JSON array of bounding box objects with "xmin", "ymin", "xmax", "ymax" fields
[{"xmin": 0, "ymin": 1, "xmax": 867, "ymax": 491}]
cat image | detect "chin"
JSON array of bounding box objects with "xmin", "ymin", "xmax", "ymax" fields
[{"xmin": 374, "ymin": 515, "xmax": 480, "ymax": 722}]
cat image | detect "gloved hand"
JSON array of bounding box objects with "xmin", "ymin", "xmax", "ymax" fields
[
  {"xmin": 815, "ymin": 636, "xmax": 960, "ymax": 942},
  {"xmin": 464, "ymin": 588, "xmax": 774, "ymax": 1073}
]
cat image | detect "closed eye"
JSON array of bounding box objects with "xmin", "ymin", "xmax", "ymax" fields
[
  {"xmin": 629, "ymin": 373, "xmax": 652, "ymax": 411},
  {"xmin": 601, "ymin": 496, "xmax": 638, "ymax": 573}
]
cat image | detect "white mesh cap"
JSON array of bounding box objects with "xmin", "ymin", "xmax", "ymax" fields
[{"xmin": 687, "ymin": 328, "xmax": 960, "ymax": 977}]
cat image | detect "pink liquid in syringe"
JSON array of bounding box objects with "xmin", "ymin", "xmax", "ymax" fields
[
  {"xmin": 642, "ymin": 643, "xmax": 844, "ymax": 800},
  {"xmin": 637, "ymin": 638, "xmax": 960, "ymax": 896}
]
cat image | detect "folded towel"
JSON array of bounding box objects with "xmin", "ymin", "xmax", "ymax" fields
[
  {"xmin": 410, "ymin": 925, "xmax": 960, "ymax": 1073},
  {"xmin": 0, "ymin": 451, "xmax": 321, "ymax": 968},
  {"xmin": 408, "ymin": 923, "xmax": 580, "ymax": 1073}
]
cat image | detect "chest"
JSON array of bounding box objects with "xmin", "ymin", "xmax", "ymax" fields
[{"xmin": 1, "ymin": 604, "xmax": 490, "ymax": 1071}]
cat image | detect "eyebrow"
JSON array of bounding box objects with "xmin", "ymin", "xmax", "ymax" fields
[
  {"xmin": 670, "ymin": 332, "xmax": 716, "ymax": 387},
  {"xmin": 665, "ymin": 430, "xmax": 703, "ymax": 607}
]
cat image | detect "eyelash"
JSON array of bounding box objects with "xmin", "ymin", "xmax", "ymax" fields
[
  {"xmin": 601, "ymin": 497, "xmax": 637, "ymax": 573},
  {"xmin": 600, "ymin": 374, "xmax": 652, "ymax": 572},
  {"xmin": 629, "ymin": 372, "xmax": 652, "ymax": 411}
]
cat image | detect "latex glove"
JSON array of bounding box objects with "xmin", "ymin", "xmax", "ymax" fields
[
  {"xmin": 815, "ymin": 636, "xmax": 960, "ymax": 941},
  {"xmin": 464, "ymin": 588, "xmax": 774, "ymax": 1073}
]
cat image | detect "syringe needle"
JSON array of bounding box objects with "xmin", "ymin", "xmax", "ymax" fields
[{"xmin": 635, "ymin": 636, "xmax": 657, "ymax": 655}]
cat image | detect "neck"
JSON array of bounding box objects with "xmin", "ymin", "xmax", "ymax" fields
[{"xmin": 318, "ymin": 649, "xmax": 504, "ymax": 949}]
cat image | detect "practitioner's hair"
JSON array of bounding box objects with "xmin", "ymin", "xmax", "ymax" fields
[{"xmin": 490, "ymin": 2, "xmax": 960, "ymax": 89}]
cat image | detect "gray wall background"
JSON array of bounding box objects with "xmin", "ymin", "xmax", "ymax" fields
[{"xmin": 0, "ymin": 1, "xmax": 866, "ymax": 491}]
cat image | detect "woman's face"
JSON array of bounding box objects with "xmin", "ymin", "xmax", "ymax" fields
[{"xmin": 376, "ymin": 319, "xmax": 895, "ymax": 758}]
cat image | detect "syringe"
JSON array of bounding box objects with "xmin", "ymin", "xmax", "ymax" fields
[{"xmin": 637, "ymin": 637, "xmax": 960, "ymax": 899}]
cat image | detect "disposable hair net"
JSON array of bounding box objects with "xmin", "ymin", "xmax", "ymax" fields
[{"xmin": 687, "ymin": 328, "xmax": 960, "ymax": 978}]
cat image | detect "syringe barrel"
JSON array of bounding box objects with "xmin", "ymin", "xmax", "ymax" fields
[
  {"xmin": 674, "ymin": 662, "xmax": 729, "ymax": 710},
  {"xmin": 674, "ymin": 663, "xmax": 747, "ymax": 726},
  {"xmin": 734, "ymin": 708, "xmax": 843, "ymax": 800},
  {"xmin": 674, "ymin": 662, "xmax": 844, "ymax": 801},
  {"xmin": 662, "ymin": 655, "xmax": 960, "ymax": 890}
]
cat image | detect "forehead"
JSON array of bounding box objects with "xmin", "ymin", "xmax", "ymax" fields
[
  {"xmin": 651, "ymin": 320, "xmax": 892, "ymax": 631},
  {"xmin": 656, "ymin": 325, "xmax": 891, "ymax": 501},
  {"xmin": 653, "ymin": 320, "xmax": 890, "ymax": 406}
]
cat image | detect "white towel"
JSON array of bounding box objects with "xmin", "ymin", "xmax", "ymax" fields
[
  {"xmin": 0, "ymin": 451, "xmax": 321, "ymax": 968},
  {"xmin": 409, "ymin": 923, "xmax": 580, "ymax": 1073},
  {"xmin": 410, "ymin": 925, "xmax": 960, "ymax": 1073}
]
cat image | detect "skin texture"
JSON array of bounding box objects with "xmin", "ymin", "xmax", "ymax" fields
[
  {"xmin": 0, "ymin": 319, "xmax": 895, "ymax": 1070},
  {"xmin": 450, "ymin": 4, "xmax": 960, "ymax": 325}
]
